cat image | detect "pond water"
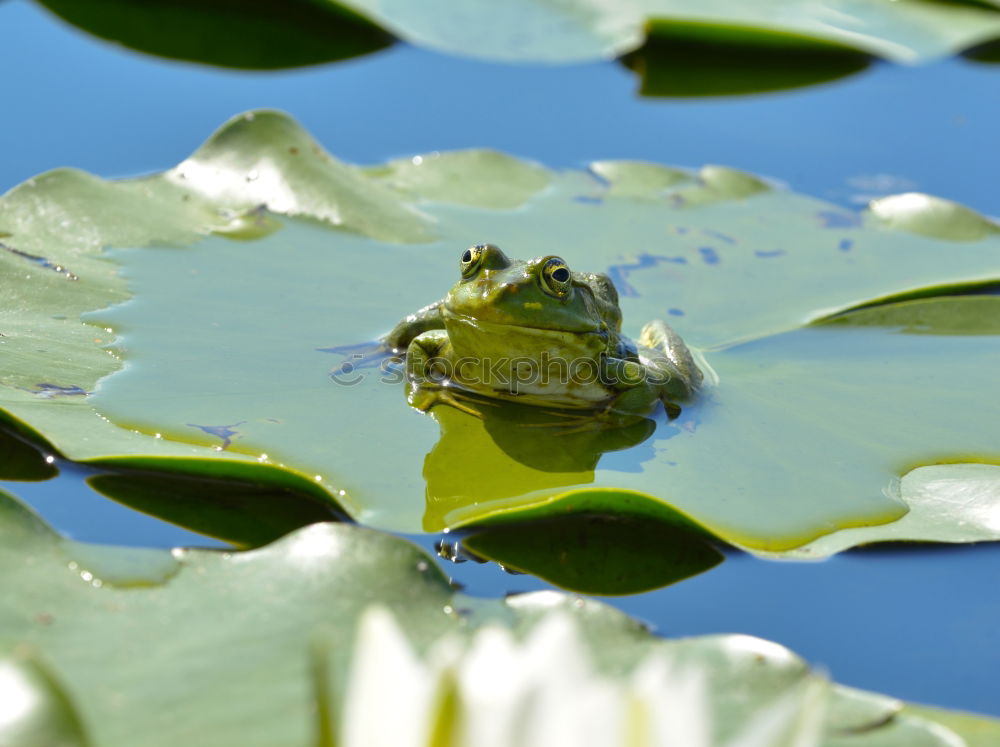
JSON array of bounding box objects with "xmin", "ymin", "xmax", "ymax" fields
[{"xmin": 2, "ymin": 0, "xmax": 999, "ymax": 718}]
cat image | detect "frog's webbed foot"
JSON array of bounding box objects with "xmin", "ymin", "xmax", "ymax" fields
[{"xmin": 407, "ymin": 382, "xmax": 497, "ymax": 419}]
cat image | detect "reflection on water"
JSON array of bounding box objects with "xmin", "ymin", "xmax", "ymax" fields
[{"xmin": 421, "ymin": 393, "xmax": 658, "ymax": 531}]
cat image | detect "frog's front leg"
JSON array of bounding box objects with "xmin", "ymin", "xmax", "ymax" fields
[
  {"xmin": 638, "ymin": 319, "xmax": 703, "ymax": 402},
  {"xmin": 592, "ymin": 354, "xmax": 663, "ymax": 421},
  {"xmin": 383, "ymin": 300, "xmax": 445, "ymax": 352},
  {"xmin": 403, "ymin": 331, "xmax": 486, "ymax": 418}
]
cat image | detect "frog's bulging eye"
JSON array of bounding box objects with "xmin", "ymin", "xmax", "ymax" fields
[
  {"xmin": 540, "ymin": 257, "xmax": 572, "ymax": 297},
  {"xmin": 460, "ymin": 244, "xmax": 486, "ymax": 279}
]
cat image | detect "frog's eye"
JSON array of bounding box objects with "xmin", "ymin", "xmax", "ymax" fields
[
  {"xmin": 540, "ymin": 257, "xmax": 572, "ymax": 297},
  {"xmin": 460, "ymin": 244, "xmax": 487, "ymax": 279}
]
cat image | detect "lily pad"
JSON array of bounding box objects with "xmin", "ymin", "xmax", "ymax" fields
[
  {"xmin": 0, "ymin": 420, "xmax": 56, "ymax": 482},
  {"xmin": 86, "ymin": 458, "xmax": 346, "ymax": 547},
  {"xmin": 3, "ymin": 110, "xmax": 1000, "ymax": 557},
  {"xmin": 0, "ymin": 645, "xmax": 91, "ymax": 747},
  {"xmin": 339, "ymin": 0, "xmax": 1000, "ymax": 64},
  {"xmin": 0, "ymin": 486, "xmax": 994, "ymax": 746},
  {"xmin": 460, "ymin": 513, "xmax": 725, "ymax": 595},
  {"xmin": 35, "ymin": 0, "xmax": 392, "ymax": 69},
  {"xmin": 621, "ymin": 22, "xmax": 873, "ymax": 98},
  {"xmin": 32, "ymin": 0, "xmax": 1000, "ymax": 72}
]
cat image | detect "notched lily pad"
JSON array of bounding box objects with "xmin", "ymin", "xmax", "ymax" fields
[{"xmin": 3, "ymin": 111, "xmax": 1000, "ymax": 559}]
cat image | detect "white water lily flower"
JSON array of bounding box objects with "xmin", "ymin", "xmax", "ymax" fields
[{"xmin": 339, "ymin": 607, "xmax": 828, "ymax": 747}]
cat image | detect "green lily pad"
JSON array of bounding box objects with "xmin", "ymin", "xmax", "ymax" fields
[
  {"xmin": 0, "ymin": 645, "xmax": 91, "ymax": 747},
  {"xmin": 622, "ymin": 22, "xmax": 873, "ymax": 98},
  {"xmin": 3, "ymin": 110, "xmax": 1000, "ymax": 557},
  {"xmin": 86, "ymin": 458, "xmax": 345, "ymax": 547},
  {"xmin": 0, "ymin": 486, "xmax": 994, "ymax": 746},
  {"xmin": 335, "ymin": 0, "xmax": 1000, "ymax": 64},
  {"xmin": 35, "ymin": 0, "xmax": 392, "ymax": 69},
  {"xmin": 33, "ymin": 0, "xmax": 1000, "ymax": 72},
  {"xmin": 354, "ymin": 0, "xmax": 1000, "ymax": 62},
  {"xmin": 460, "ymin": 513, "xmax": 725, "ymax": 595},
  {"xmin": 0, "ymin": 419, "xmax": 56, "ymax": 482}
]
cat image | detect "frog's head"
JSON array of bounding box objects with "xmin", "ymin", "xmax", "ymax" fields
[{"xmin": 442, "ymin": 244, "xmax": 621, "ymax": 359}]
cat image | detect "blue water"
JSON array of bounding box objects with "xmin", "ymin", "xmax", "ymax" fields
[
  {"xmin": 3, "ymin": 1, "xmax": 998, "ymax": 216},
  {"xmin": 3, "ymin": 0, "xmax": 1000, "ymax": 719}
]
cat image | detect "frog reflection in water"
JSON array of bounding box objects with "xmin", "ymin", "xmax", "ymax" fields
[{"xmin": 384, "ymin": 244, "xmax": 702, "ymax": 423}]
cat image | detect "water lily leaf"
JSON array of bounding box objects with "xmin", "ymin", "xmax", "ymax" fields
[
  {"xmin": 460, "ymin": 513, "xmax": 725, "ymax": 595},
  {"xmin": 868, "ymin": 193, "xmax": 1000, "ymax": 241},
  {"xmin": 783, "ymin": 463, "xmax": 1000, "ymax": 559},
  {"xmin": 86, "ymin": 458, "xmax": 345, "ymax": 547},
  {"xmin": 0, "ymin": 645, "xmax": 91, "ymax": 747},
  {"xmin": 33, "ymin": 0, "xmax": 1000, "ymax": 70},
  {"xmin": 902, "ymin": 704, "xmax": 1000, "ymax": 747},
  {"xmin": 336, "ymin": 0, "xmax": 1000, "ymax": 64},
  {"xmin": 817, "ymin": 296, "xmax": 1000, "ymax": 335},
  {"xmin": 3, "ymin": 111, "xmax": 1000, "ymax": 557},
  {"xmin": 964, "ymin": 37, "xmax": 1000, "ymax": 62},
  {"xmin": 35, "ymin": 0, "xmax": 391, "ymax": 69},
  {"xmin": 0, "ymin": 419, "xmax": 56, "ymax": 482},
  {"xmin": 0, "ymin": 487, "xmax": 992, "ymax": 746},
  {"xmin": 365, "ymin": 150, "xmax": 551, "ymax": 209},
  {"xmin": 622, "ymin": 22, "xmax": 873, "ymax": 98}
]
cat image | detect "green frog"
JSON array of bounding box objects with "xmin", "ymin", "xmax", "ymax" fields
[{"xmin": 384, "ymin": 244, "xmax": 702, "ymax": 420}]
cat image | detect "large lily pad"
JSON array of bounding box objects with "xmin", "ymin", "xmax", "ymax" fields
[
  {"xmin": 32, "ymin": 0, "xmax": 1000, "ymax": 72},
  {"xmin": 325, "ymin": 0, "xmax": 1000, "ymax": 64},
  {"xmin": 0, "ymin": 486, "xmax": 994, "ymax": 746},
  {"xmin": 2, "ymin": 110, "xmax": 1000, "ymax": 555}
]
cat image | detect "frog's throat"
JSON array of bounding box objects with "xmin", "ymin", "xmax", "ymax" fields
[{"xmin": 442, "ymin": 310, "xmax": 604, "ymax": 336}]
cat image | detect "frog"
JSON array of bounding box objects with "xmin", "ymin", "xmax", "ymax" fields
[{"xmin": 383, "ymin": 244, "xmax": 702, "ymax": 421}]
